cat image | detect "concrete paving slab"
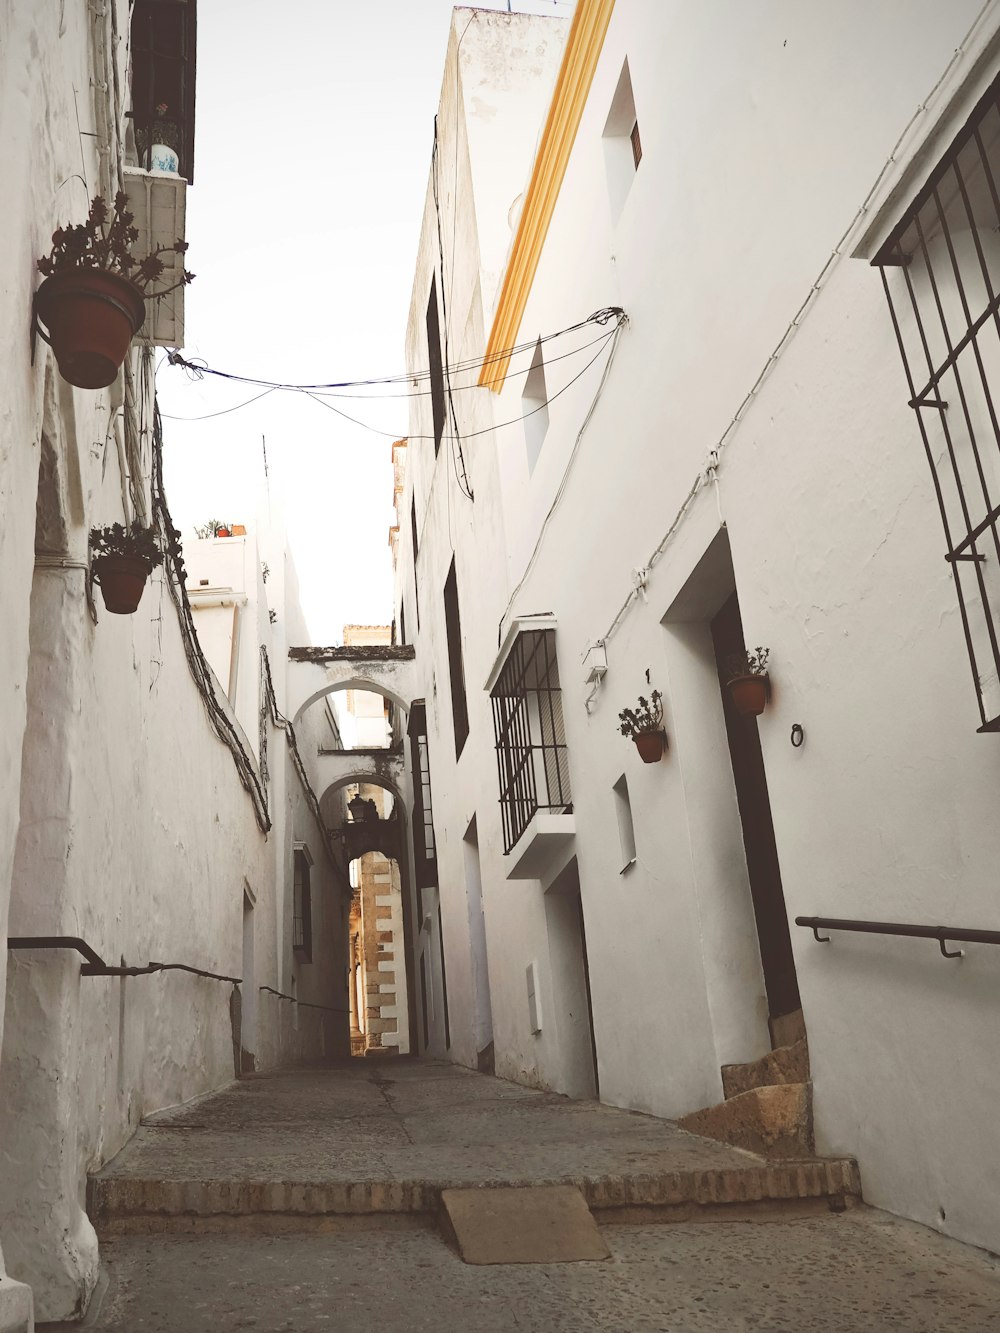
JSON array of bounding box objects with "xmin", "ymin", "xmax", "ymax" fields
[
  {"xmin": 441, "ymin": 1185, "xmax": 611, "ymax": 1264},
  {"xmin": 41, "ymin": 1208, "xmax": 1000, "ymax": 1332},
  {"xmin": 90, "ymin": 1060, "xmax": 859, "ymax": 1229}
]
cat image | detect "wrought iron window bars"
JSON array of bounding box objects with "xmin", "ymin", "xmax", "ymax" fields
[
  {"xmin": 875, "ymin": 70, "xmax": 1000, "ymax": 729},
  {"xmin": 490, "ymin": 628, "xmax": 571, "ymax": 854}
]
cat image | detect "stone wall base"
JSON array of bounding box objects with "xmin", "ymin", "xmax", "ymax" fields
[{"xmin": 0, "ymin": 1274, "xmax": 33, "ymax": 1333}]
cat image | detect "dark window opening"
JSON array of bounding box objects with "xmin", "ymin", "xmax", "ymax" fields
[
  {"xmin": 444, "ymin": 560, "xmax": 469, "ymax": 757},
  {"xmin": 630, "ymin": 119, "xmax": 642, "ymax": 169},
  {"xmin": 427, "ymin": 275, "xmax": 446, "ymax": 455},
  {"xmin": 408, "ymin": 702, "xmax": 437, "ymax": 907},
  {"xmin": 399, "ymin": 603, "xmax": 407, "ymax": 647},
  {"xmin": 411, "ymin": 495, "xmax": 419, "ymax": 562},
  {"xmin": 875, "ymin": 70, "xmax": 1000, "ymax": 730},
  {"xmin": 490, "ymin": 627, "xmax": 571, "ymax": 854},
  {"xmin": 292, "ymin": 849, "xmax": 312, "ymax": 962},
  {"xmin": 130, "ymin": 0, "xmax": 197, "ymax": 181}
]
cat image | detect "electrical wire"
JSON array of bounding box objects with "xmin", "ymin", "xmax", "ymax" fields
[
  {"xmin": 163, "ymin": 308, "xmax": 623, "ymax": 393},
  {"xmin": 302, "ymin": 319, "xmax": 622, "ymax": 444},
  {"xmin": 160, "ymin": 386, "xmax": 278, "ymax": 422}
]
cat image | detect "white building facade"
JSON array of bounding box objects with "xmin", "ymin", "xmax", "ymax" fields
[
  {"xmin": 0, "ymin": 5, "xmax": 351, "ymax": 1325},
  {"xmin": 396, "ymin": 0, "xmax": 1000, "ymax": 1256}
]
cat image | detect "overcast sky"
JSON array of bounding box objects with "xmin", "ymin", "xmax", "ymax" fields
[{"xmin": 156, "ymin": 0, "xmax": 573, "ymax": 644}]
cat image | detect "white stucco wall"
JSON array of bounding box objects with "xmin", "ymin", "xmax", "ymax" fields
[
  {"xmin": 0, "ymin": 5, "xmax": 350, "ymax": 1322},
  {"xmin": 399, "ymin": 0, "xmax": 1000, "ymax": 1255}
]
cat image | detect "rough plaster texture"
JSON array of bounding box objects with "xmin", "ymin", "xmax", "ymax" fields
[
  {"xmin": 0, "ymin": 10, "xmax": 350, "ymax": 1321},
  {"xmin": 394, "ymin": 0, "xmax": 1000, "ymax": 1258},
  {"xmin": 41, "ymin": 1210, "xmax": 1000, "ymax": 1332}
]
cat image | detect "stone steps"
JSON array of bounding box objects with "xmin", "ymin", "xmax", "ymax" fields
[
  {"xmin": 87, "ymin": 1062, "xmax": 859, "ymax": 1237},
  {"xmin": 89, "ymin": 1155, "xmax": 859, "ymax": 1235},
  {"xmin": 677, "ymin": 1036, "xmax": 815, "ymax": 1159},
  {"xmin": 721, "ymin": 1037, "xmax": 809, "ymax": 1100},
  {"xmin": 678, "ymin": 1082, "xmax": 814, "ymax": 1157}
]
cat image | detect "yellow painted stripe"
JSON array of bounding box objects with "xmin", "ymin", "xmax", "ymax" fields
[{"xmin": 479, "ymin": 0, "xmax": 616, "ymax": 392}]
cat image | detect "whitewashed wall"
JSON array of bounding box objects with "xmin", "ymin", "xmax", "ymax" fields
[
  {"xmin": 398, "ymin": 9, "xmax": 568, "ymax": 1070},
  {"xmin": 0, "ymin": 4, "xmax": 348, "ymax": 1323},
  {"xmin": 401, "ymin": 0, "xmax": 1000, "ymax": 1255}
]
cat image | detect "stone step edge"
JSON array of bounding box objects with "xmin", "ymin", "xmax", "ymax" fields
[{"xmin": 89, "ymin": 1158, "xmax": 860, "ymax": 1221}]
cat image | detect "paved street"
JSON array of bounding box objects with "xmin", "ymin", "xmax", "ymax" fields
[{"xmin": 54, "ymin": 1060, "xmax": 1000, "ymax": 1331}]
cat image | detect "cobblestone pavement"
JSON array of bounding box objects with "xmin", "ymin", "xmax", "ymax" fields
[
  {"xmin": 68, "ymin": 1059, "xmax": 1000, "ymax": 1330},
  {"xmin": 97, "ymin": 1059, "xmax": 781, "ymax": 1186},
  {"xmin": 56, "ymin": 1209, "xmax": 1000, "ymax": 1332}
]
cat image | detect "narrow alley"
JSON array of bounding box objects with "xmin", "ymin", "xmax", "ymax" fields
[{"xmin": 45, "ymin": 1059, "xmax": 1000, "ymax": 1331}]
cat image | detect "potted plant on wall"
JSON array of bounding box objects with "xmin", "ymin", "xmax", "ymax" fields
[
  {"xmin": 726, "ymin": 646, "xmax": 770, "ymax": 716},
  {"xmin": 34, "ymin": 192, "xmax": 193, "ymax": 389},
  {"xmin": 89, "ymin": 520, "xmax": 164, "ymax": 614},
  {"xmin": 619, "ymin": 689, "xmax": 667, "ymax": 763}
]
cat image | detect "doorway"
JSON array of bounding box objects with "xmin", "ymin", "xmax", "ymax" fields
[
  {"xmin": 710, "ymin": 591, "xmax": 801, "ymax": 1043},
  {"xmin": 544, "ymin": 858, "xmax": 598, "ymax": 1098}
]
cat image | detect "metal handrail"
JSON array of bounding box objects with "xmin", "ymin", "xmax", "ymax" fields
[
  {"xmin": 259, "ymin": 984, "xmax": 349, "ymax": 1015},
  {"xmin": 795, "ymin": 916, "xmax": 1000, "ymax": 959},
  {"xmin": 7, "ymin": 937, "xmax": 241, "ymax": 984}
]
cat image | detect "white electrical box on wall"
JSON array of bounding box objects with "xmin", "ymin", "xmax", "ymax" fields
[
  {"xmin": 582, "ymin": 641, "xmax": 608, "ymax": 683},
  {"xmin": 526, "ymin": 960, "xmax": 542, "ymax": 1033}
]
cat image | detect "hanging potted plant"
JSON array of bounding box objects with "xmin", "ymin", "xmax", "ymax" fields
[
  {"xmin": 726, "ymin": 647, "xmax": 770, "ymax": 716},
  {"xmin": 34, "ymin": 192, "xmax": 194, "ymax": 389},
  {"xmin": 89, "ymin": 521, "xmax": 165, "ymax": 615},
  {"xmin": 619, "ymin": 689, "xmax": 667, "ymax": 763}
]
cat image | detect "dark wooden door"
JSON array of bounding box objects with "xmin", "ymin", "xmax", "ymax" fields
[{"xmin": 711, "ymin": 591, "xmax": 801, "ymax": 1024}]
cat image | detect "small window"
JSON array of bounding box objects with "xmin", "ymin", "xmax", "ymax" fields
[
  {"xmin": 444, "ymin": 560, "xmax": 469, "ymax": 757},
  {"xmin": 293, "ymin": 849, "xmax": 312, "ymax": 962},
  {"xmin": 427, "ymin": 275, "xmax": 446, "ymax": 456},
  {"xmin": 523, "ymin": 338, "xmax": 549, "ymax": 474},
  {"xmin": 399, "ymin": 602, "xmax": 407, "ymax": 647},
  {"xmin": 613, "ymin": 774, "xmax": 636, "ymax": 872},
  {"xmin": 630, "ymin": 119, "xmax": 642, "ymax": 169},
  {"xmin": 603, "ymin": 58, "xmax": 640, "ymax": 220},
  {"xmin": 411, "ymin": 495, "xmax": 419, "ymax": 562}
]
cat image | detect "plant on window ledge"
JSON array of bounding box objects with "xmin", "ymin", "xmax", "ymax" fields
[
  {"xmin": 726, "ymin": 646, "xmax": 770, "ymax": 717},
  {"xmin": 194, "ymin": 519, "xmax": 232, "ymax": 538},
  {"xmin": 618, "ymin": 689, "xmax": 666, "ymax": 763},
  {"xmin": 135, "ymin": 101, "xmax": 182, "ymax": 173},
  {"xmin": 35, "ymin": 192, "xmax": 194, "ymax": 390},
  {"xmin": 89, "ymin": 520, "xmax": 165, "ymax": 615}
]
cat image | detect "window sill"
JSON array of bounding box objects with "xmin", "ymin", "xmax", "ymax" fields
[{"xmin": 504, "ymin": 811, "xmax": 575, "ymax": 881}]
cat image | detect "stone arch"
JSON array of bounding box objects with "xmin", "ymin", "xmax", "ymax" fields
[{"xmin": 293, "ymin": 677, "xmax": 410, "ymax": 726}]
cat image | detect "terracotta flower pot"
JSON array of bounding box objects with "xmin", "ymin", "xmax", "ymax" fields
[
  {"xmin": 633, "ymin": 730, "xmax": 666, "ymax": 763},
  {"xmin": 93, "ymin": 555, "xmax": 151, "ymax": 614},
  {"xmin": 35, "ymin": 271, "xmax": 145, "ymax": 389},
  {"xmin": 727, "ymin": 673, "xmax": 769, "ymax": 717}
]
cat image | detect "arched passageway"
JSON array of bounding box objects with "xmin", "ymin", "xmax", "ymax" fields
[{"xmin": 320, "ymin": 774, "xmax": 418, "ymax": 1059}]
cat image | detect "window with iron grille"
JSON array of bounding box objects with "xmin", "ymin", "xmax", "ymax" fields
[
  {"xmin": 130, "ymin": 0, "xmax": 197, "ymax": 181},
  {"xmin": 490, "ymin": 629, "xmax": 572, "ymax": 854},
  {"xmin": 427, "ymin": 275, "xmax": 446, "ymax": 456},
  {"xmin": 292, "ymin": 849, "xmax": 312, "ymax": 962},
  {"xmin": 408, "ymin": 702, "xmax": 437, "ymax": 905},
  {"xmin": 444, "ymin": 559, "xmax": 469, "ymax": 757},
  {"xmin": 875, "ymin": 71, "xmax": 1000, "ymax": 730}
]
